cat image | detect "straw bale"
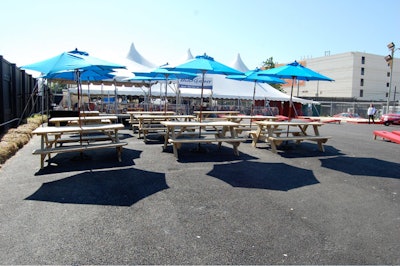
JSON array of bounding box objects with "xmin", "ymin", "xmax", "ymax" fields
[{"xmin": 0, "ymin": 141, "xmax": 18, "ymax": 164}]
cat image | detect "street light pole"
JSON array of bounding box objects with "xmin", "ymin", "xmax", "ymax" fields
[{"xmin": 385, "ymin": 42, "xmax": 398, "ymax": 114}]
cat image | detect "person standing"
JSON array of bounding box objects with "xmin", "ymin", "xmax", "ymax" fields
[{"xmin": 367, "ymin": 104, "xmax": 376, "ymax": 124}]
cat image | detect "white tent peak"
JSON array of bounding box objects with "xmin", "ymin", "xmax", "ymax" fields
[
  {"xmin": 230, "ymin": 53, "xmax": 249, "ymax": 72},
  {"xmin": 126, "ymin": 42, "xmax": 157, "ymax": 68},
  {"xmin": 185, "ymin": 49, "xmax": 194, "ymax": 61}
]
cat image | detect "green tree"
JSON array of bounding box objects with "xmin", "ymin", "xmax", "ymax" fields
[
  {"xmin": 261, "ymin": 57, "xmax": 285, "ymax": 92},
  {"xmin": 49, "ymin": 81, "xmax": 67, "ymax": 95},
  {"xmin": 262, "ymin": 57, "xmax": 275, "ymax": 70}
]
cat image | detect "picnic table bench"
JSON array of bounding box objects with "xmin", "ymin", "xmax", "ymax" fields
[
  {"xmin": 373, "ymin": 130, "xmax": 400, "ymax": 144},
  {"xmin": 252, "ymin": 121, "xmax": 331, "ymax": 153},
  {"xmin": 161, "ymin": 121, "xmax": 246, "ymax": 158},
  {"xmin": 32, "ymin": 124, "xmax": 127, "ymax": 169},
  {"xmin": 126, "ymin": 111, "xmax": 176, "ymax": 132},
  {"xmin": 193, "ymin": 111, "xmax": 240, "ymax": 121},
  {"xmin": 222, "ymin": 115, "xmax": 278, "ymax": 135},
  {"xmin": 133, "ymin": 115, "xmax": 196, "ymax": 141},
  {"xmin": 48, "ymin": 115, "xmax": 118, "ymax": 127}
]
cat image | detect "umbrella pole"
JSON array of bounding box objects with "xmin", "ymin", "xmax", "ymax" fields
[
  {"xmin": 286, "ymin": 77, "xmax": 295, "ymax": 139},
  {"xmin": 87, "ymin": 81, "xmax": 90, "ymax": 111},
  {"xmin": 197, "ymin": 72, "xmax": 206, "ymax": 150},
  {"xmin": 250, "ymin": 81, "xmax": 257, "ymax": 128},
  {"xmin": 114, "ymin": 80, "xmax": 118, "ymax": 114},
  {"xmin": 101, "ymin": 83, "xmax": 104, "ymax": 112},
  {"xmin": 164, "ymin": 75, "xmax": 168, "ymax": 114},
  {"xmin": 74, "ymin": 70, "xmax": 90, "ymax": 160},
  {"xmin": 149, "ymin": 82, "xmax": 152, "ymax": 111},
  {"xmin": 199, "ymin": 71, "xmax": 206, "ymax": 122},
  {"xmin": 288, "ymin": 77, "xmax": 295, "ymax": 121}
]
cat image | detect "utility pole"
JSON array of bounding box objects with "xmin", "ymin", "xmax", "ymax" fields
[{"xmin": 385, "ymin": 42, "xmax": 398, "ymax": 113}]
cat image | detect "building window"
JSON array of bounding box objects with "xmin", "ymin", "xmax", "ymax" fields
[
  {"xmin": 360, "ymin": 79, "xmax": 364, "ymax": 86},
  {"xmin": 387, "ymin": 82, "xmax": 390, "ymax": 87},
  {"xmin": 387, "ymin": 72, "xmax": 390, "ymax": 77},
  {"xmin": 361, "ymin": 68, "xmax": 364, "ymax": 75},
  {"xmin": 360, "ymin": 90, "xmax": 364, "ymax": 97},
  {"xmin": 361, "ymin": 56, "xmax": 365, "ymax": 64}
]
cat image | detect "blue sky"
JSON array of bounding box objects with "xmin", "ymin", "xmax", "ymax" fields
[{"xmin": 1, "ymin": 0, "xmax": 399, "ymax": 70}]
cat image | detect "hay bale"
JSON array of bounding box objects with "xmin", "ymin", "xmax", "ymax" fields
[
  {"xmin": 27, "ymin": 115, "xmax": 47, "ymax": 126},
  {"xmin": 0, "ymin": 141, "xmax": 18, "ymax": 164},
  {"xmin": 1, "ymin": 132, "xmax": 30, "ymax": 148},
  {"xmin": 0, "ymin": 114, "xmax": 46, "ymax": 166},
  {"xmin": 12, "ymin": 124, "xmax": 36, "ymax": 137}
]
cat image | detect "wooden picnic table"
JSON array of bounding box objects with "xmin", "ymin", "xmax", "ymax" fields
[
  {"xmin": 126, "ymin": 111, "xmax": 176, "ymax": 132},
  {"xmin": 193, "ymin": 110, "xmax": 240, "ymax": 121},
  {"xmin": 160, "ymin": 120, "xmax": 246, "ymax": 158},
  {"xmin": 134, "ymin": 115, "xmax": 196, "ymax": 141},
  {"xmin": 251, "ymin": 121, "xmax": 331, "ymax": 153},
  {"xmin": 221, "ymin": 115, "xmax": 277, "ymax": 123},
  {"xmin": 80, "ymin": 111, "xmax": 100, "ymax": 116},
  {"xmin": 221, "ymin": 115, "xmax": 278, "ymax": 135},
  {"xmin": 32, "ymin": 123, "xmax": 127, "ymax": 169},
  {"xmin": 49, "ymin": 115, "xmax": 118, "ymax": 127},
  {"xmin": 126, "ymin": 111, "xmax": 176, "ymax": 121}
]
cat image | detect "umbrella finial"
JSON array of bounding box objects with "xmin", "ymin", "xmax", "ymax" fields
[
  {"xmin": 69, "ymin": 48, "xmax": 89, "ymax": 56},
  {"xmin": 196, "ymin": 53, "xmax": 214, "ymax": 61}
]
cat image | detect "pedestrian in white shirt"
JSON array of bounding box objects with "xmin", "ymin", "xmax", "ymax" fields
[{"xmin": 367, "ymin": 104, "xmax": 376, "ymax": 124}]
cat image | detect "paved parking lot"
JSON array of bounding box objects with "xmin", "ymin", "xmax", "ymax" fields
[{"xmin": 0, "ymin": 122, "xmax": 399, "ymax": 264}]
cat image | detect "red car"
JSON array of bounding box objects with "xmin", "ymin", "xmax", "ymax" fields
[{"xmin": 380, "ymin": 112, "xmax": 400, "ymax": 126}]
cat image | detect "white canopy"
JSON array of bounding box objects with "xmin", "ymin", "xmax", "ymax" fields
[
  {"xmin": 70, "ymin": 76, "xmax": 314, "ymax": 104},
  {"xmin": 107, "ymin": 42, "xmax": 157, "ymax": 82},
  {"xmin": 70, "ymin": 43, "xmax": 315, "ymax": 104},
  {"xmin": 171, "ymin": 74, "xmax": 315, "ymax": 104},
  {"xmin": 68, "ymin": 84, "xmax": 148, "ymax": 96}
]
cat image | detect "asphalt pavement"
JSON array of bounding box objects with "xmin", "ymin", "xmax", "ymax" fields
[{"xmin": 0, "ymin": 122, "xmax": 399, "ymax": 264}]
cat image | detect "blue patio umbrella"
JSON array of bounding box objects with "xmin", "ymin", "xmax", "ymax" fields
[
  {"xmin": 226, "ymin": 68, "xmax": 285, "ymax": 116},
  {"xmin": 22, "ymin": 49, "xmax": 124, "ymax": 76},
  {"xmin": 258, "ymin": 61, "xmax": 333, "ymax": 119},
  {"xmin": 22, "ymin": 48, "xmax": 125, "ymax": 131},
  {"xmin": 165, "ymin": 54, "xmax": 243, "ymax": 121},
  {"xmin": 21, "ymin": 51, "xmax": 89, "ymax": 74},
  {"xmin": 22, "ymin": 49, "xmax": 125, "ymax": 112},
  {"xmin": 134, "ymin": 65, "xmax": 197, "ymax": 113}
]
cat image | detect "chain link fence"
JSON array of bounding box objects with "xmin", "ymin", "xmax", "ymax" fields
[{"xmin": 318, "ymin": 101, "xmax": 400, "ymax": 118}]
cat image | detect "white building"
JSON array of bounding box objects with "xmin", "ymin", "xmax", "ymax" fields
[{"xmin": 294, "ymin": 52, "xmax": 400, "ymax": 102}]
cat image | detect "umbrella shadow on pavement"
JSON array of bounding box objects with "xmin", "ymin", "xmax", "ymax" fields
[
  {"xmin": 34, "ymin": 148, "xmax": 141, "ymax": 175},
  {"xmin": 320, "ymin": 156, "xmax": 400, "ymax": 178},
  {"xmin": 26, "ymin": 168, "xmax": 169, "ymax": 206},
  {"xmin": 166, "ymin": 144, "xmax": 258, "ymax": 163},
  {"xmin": 207, "ymin": 161, "xmax": 319, "ymax": 191},
  {"xmin": 278, "ymin": 143, "xmax": 344, "ymax": 158}
]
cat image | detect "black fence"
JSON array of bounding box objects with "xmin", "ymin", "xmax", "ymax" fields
[{"xmin": 0, "ymin": 55, "xmax": 41, "ymax": 133}]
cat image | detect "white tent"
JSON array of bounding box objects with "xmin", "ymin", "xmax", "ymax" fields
[
  {"xmin": 69, "ymin": 76, "xmax": 314, "ymax": 104},
  {"xmin": 176, "ymin": 74, "xmax": 314, "ymax": 104},
  {"xmin": 230, "ymin": 53, "xmax": 249, "ymax": 73},
  {"xmin": 108, "ymin": 42, "xmax": 157, "ymax": 82},
  {"xmin": 126, "ymin": 42, "xmax": 157, "ymax": 68},
  {"xmin": 89, "ymin": 43, "xmax": 315, "ymax": 104},
  {"xmin": 68, "ymin": 84, "xmax": 148, "ymax": 96}
]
